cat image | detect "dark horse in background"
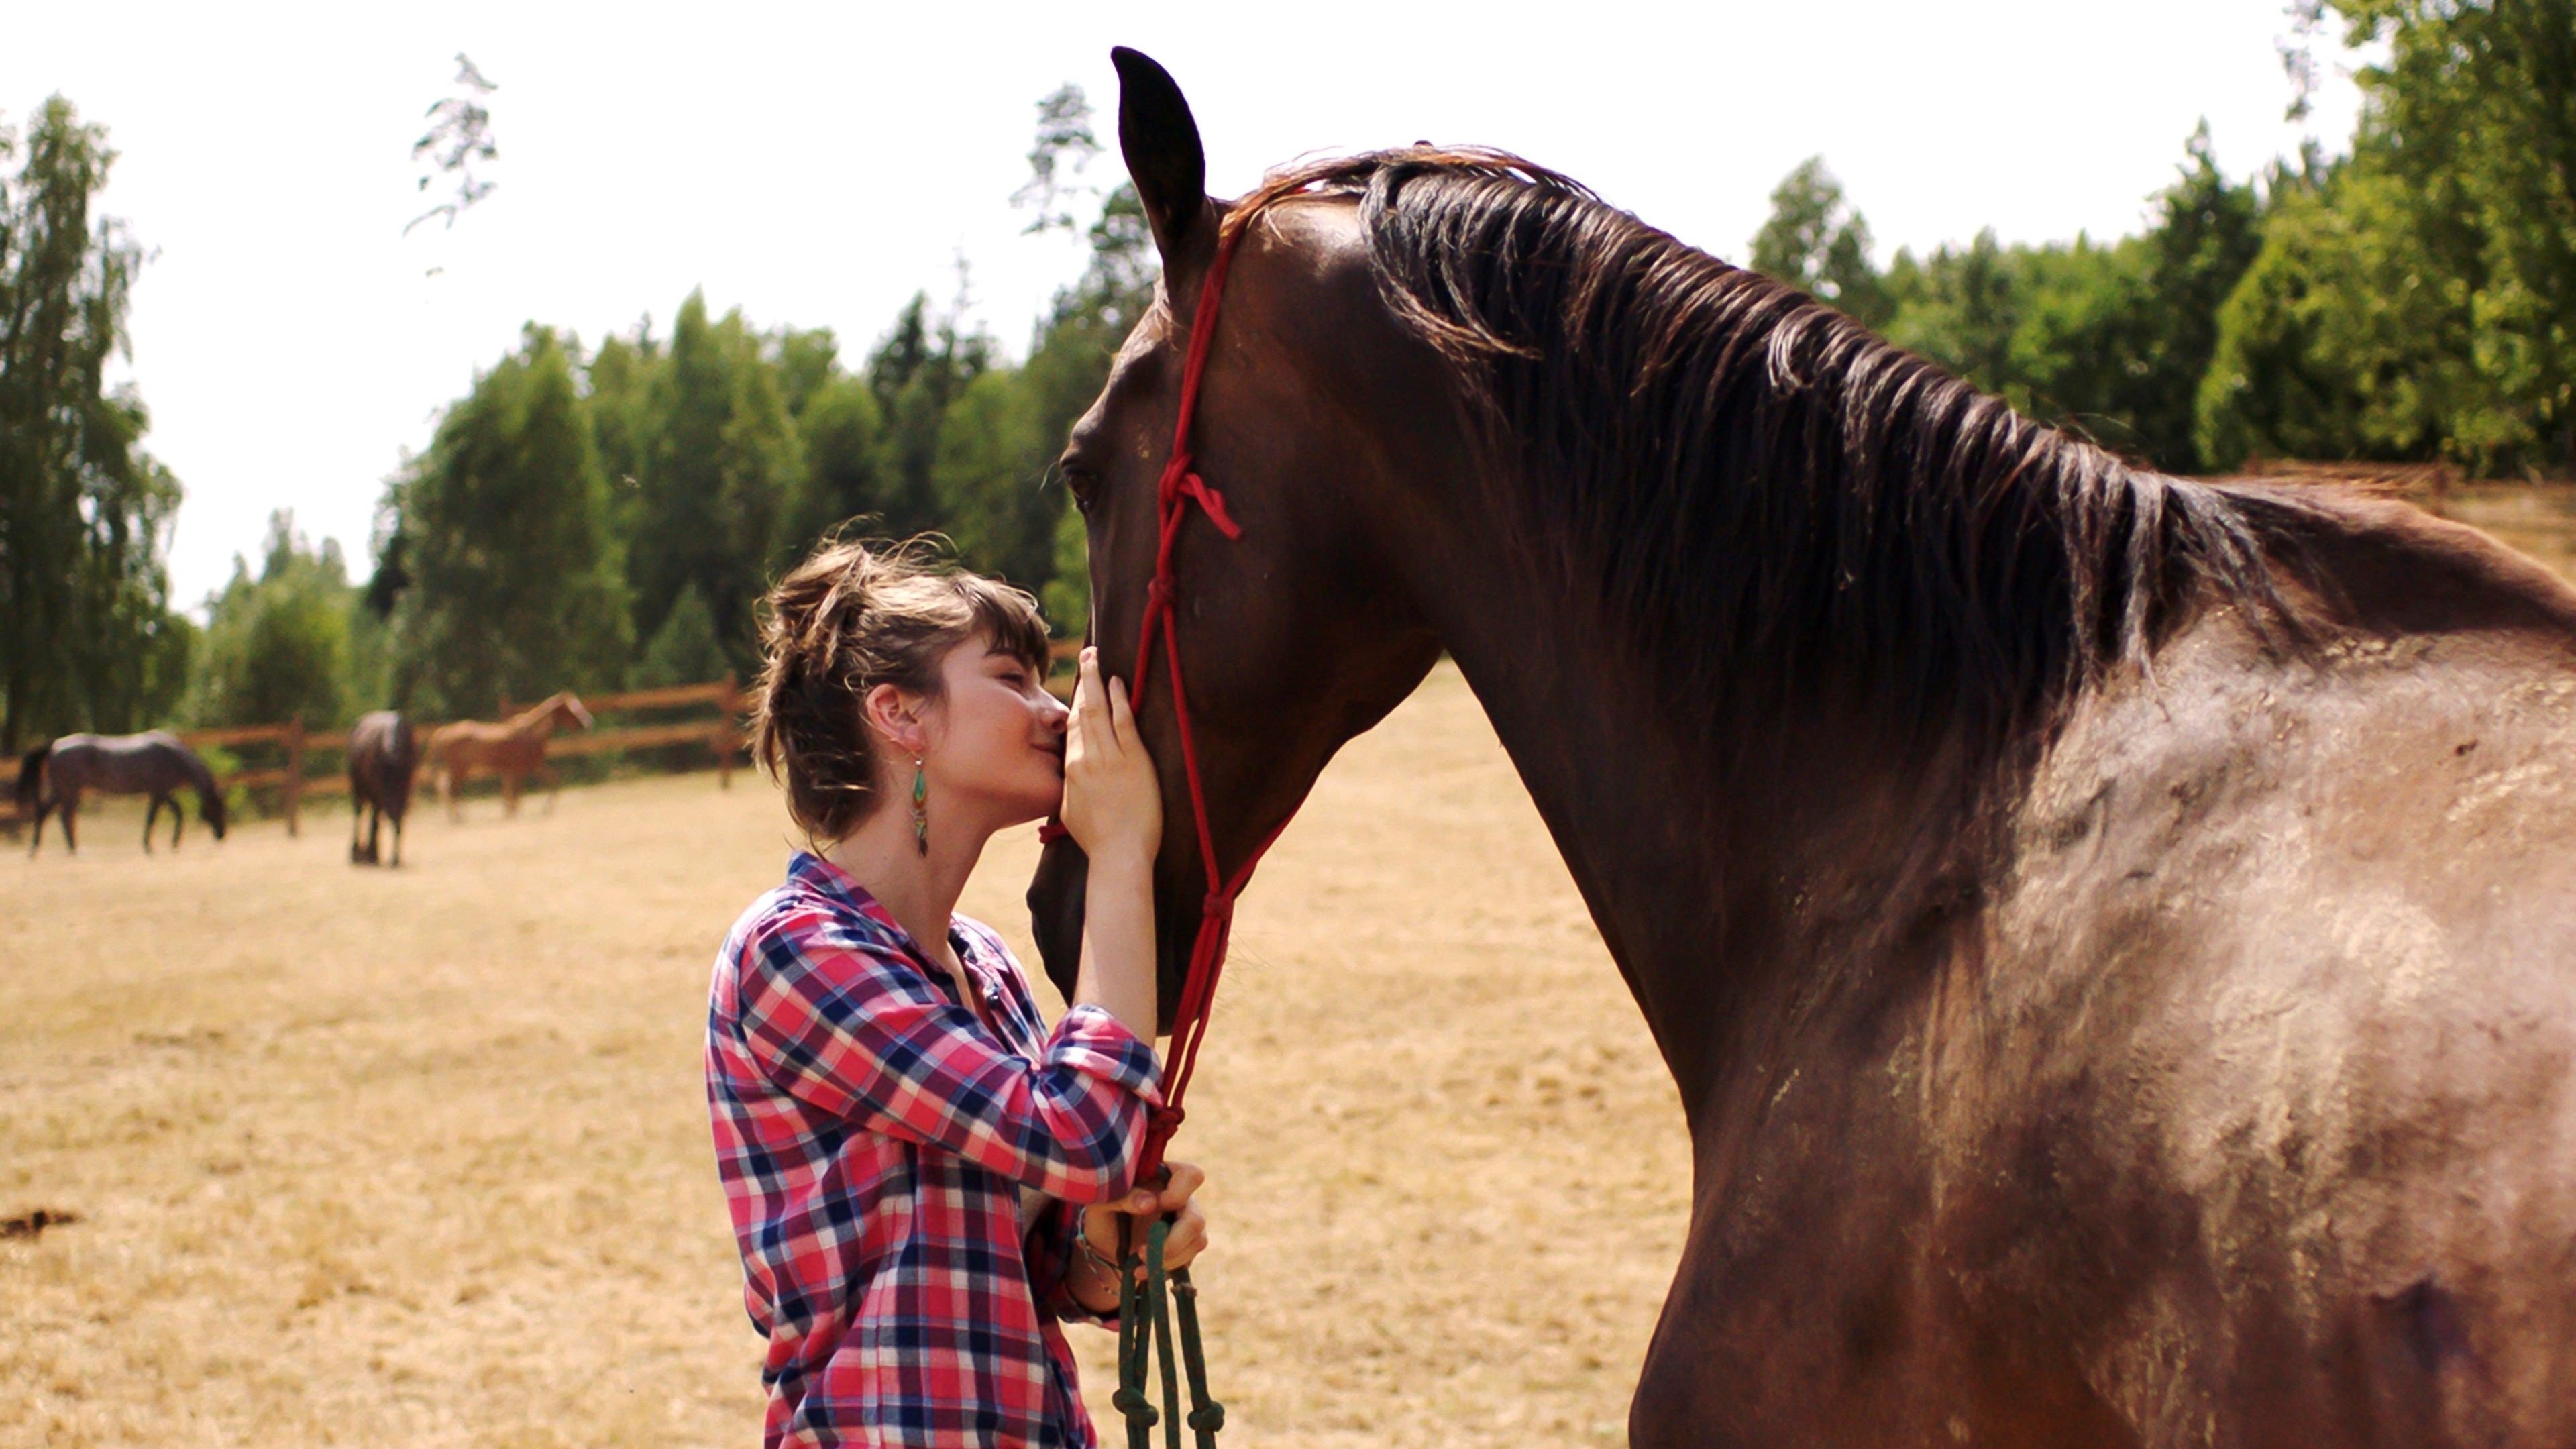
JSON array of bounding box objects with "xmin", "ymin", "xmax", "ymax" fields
[
  {"xmin": 1028, "ymin": 50, "xmax": 2576, "ymax": 1448},
  {"xmin": 17, "ymin": 733, "xmax": 228, "ymax": 856},
  {"xmin": 347, "ymin": 710, "xmax": 420, "ymax": 866}
]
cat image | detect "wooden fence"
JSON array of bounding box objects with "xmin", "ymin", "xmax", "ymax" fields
[
  {"xmin": 0, "ymin": 676, "xmax": 749, "ymax": 840},
  {"xmin": 497, "ymin": 678, "xmax": 748, "ymax": 786},
  {"xmin": 0, "ymin": 647, "xmax": 1104, "ymax": 840}
]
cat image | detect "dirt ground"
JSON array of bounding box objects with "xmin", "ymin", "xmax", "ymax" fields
[{"xmin": 0, "ymin": 661, "xmax": 1690, "ymax": 1448}]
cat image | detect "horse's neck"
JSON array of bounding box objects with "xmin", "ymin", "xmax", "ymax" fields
[
  {"xmin": 1421, "ymin": 541, "xmax": 1988, "ymax": 1116},
  {"xmin": 509, "ymin": 700, "xmax": 559, "ymax": 735}
]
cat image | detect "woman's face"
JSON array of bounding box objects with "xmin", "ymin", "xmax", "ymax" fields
[{"xmin": 918, "ymin": 633, "xmax": 1069, "ymax": 828}]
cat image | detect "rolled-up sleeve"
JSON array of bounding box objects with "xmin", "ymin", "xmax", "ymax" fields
[{"xmin": 735, "ymin": 915, "xmax": 1163, "ymax": 1204}]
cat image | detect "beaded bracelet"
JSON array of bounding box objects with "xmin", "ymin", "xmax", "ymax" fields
[{"xmin": 1073, "ymin": 1205, "xmax": 1125, "ymax": 1280}]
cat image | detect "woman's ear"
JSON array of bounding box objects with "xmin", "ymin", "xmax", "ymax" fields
[{"xmin": 861, "ymin": 682, "xmax": 929, "ymax": 760}]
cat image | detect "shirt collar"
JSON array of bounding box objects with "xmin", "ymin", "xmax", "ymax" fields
[{"xmin": 789, "ymin": 850, "xmax": 981, "ymax": 972}]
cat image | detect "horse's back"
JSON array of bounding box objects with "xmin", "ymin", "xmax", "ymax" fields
[
  {"xmin": 429, "ymin": 713, "xmax": 549, "ymax": 774},
  {"xmin": 352, "ymin": 711, "xmax": 416, "ymax": 760},
  {"xmin": 1974, "ymin": 521, "xmax": 2576, "ymax": 1442},
  {"xmin": 352, "ymin": 712, "xmax": 419, "ymax": 808},
  {"xmin": 41, "ymin": 731, "xmax": 191, "ymax": 791}
]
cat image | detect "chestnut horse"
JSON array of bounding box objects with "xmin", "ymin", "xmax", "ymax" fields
[
  {"xmin": 427, "ymin": 692, "xmax": 591, "ymax": 821},
  {"xmin": 1027, "ymin": 50, "xmax": 2576, "ymax": 1448}
]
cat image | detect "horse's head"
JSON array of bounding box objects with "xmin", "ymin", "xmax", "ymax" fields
[
  {"xmin": 553, "ymin": 694, "xmax": 594, "ymax": 731},
  {"xmin": 203, "ymin": 788, "xmax": 227, "ymax": 841},
  {"xmin": 1028, "ymin": 48, "xmax": 1452, "ymax": 1025}
]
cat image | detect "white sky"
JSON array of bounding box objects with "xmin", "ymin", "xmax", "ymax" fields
[{"xmin": 6, "ymin": 1, "xmax": 2366, "ymax": 611}]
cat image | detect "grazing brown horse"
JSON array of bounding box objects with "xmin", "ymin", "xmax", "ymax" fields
[
  {"xmin": 347, "ymin": 710, "xmax": 421, "ymax": 865},
  {"xmin": 17, "ymin": 733, "xmax": 228, "ymax": 855},
  {"xmin": 1026, "ymin": 50, "xmax": 2576, "ymax": 1448},
  {"xmin": 427, "ymin": 692, "xmax": 592, "ymax": 821}
]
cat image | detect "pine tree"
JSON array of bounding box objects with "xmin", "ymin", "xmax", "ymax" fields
[{"xmin": 387, "ymin": 326, "xmax": 631, "ymax": 716}]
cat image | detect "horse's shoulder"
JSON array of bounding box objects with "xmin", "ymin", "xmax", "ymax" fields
[{"xmin": 2004, "ymin": 608, "xmax": 2576, "ymax": 1002}]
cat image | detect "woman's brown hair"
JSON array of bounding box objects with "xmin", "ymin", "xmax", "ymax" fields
[{"xmin": 751, "ymin": 537, "xmax": 1052, "ymax": 843}]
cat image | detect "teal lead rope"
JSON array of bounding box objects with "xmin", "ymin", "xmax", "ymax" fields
[{"xmin": 1111, "ymin": 1216, "xmax": 1224, "ymax": 1449}]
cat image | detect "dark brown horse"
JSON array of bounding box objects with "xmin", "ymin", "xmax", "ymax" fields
[
  {"xmin": 347, "ymin": 710, "xmax": 420, "ymax": 866},
  {"xmin": 1027, "ymin": 50, "xmax": 2576, "ymax": 1447},
  {"xmin": 17, "ymin": 733, "xmax": 229, "ymax": 855}
]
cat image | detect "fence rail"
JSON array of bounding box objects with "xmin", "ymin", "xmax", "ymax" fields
[
  {"xmin": 177, "ymin": 720, "xmax": 311, "ymax": 834},
  {"xmin": 1, "ymin": 655, "xmax": 1098, "ymax": 839},
  {"xmin": 0, "ymin": 677, "xmax": 750, "ymax": 840},
  {"xmin": 497, "ymin": 677, "xmax": 745, "ymax": 790}
]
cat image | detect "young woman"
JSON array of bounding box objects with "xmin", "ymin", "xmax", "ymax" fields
[{"xmin": 707, "ymin": 539, "xmax": 1207, "ymax": 1448}]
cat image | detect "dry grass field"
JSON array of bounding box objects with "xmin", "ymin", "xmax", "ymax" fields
[{"xmin": 0, "ymin": 662, "xmax": 1690, "ymax": 1448}]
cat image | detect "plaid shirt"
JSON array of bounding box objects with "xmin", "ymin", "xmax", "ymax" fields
[{"xmin": 708, "ymin": 852, "xmax": 1162, "ymax": 1448}]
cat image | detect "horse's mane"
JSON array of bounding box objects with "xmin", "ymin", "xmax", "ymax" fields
[{"xmin": 1238, "ymin": 149, "xmax": 2286, "ymax": 766}]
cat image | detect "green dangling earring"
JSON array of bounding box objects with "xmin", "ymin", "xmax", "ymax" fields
[{"xmin": 910, "ymin": 757, "xmax": 928, "ymax": 857}]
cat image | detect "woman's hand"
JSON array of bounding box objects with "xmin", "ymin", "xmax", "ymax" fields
[
  {"xmin": 1060, "ymin": 648, "xmax": 1162, "ymax": 868},
  {"xmin": 1074, "ymin": 1161, "xmax": 1210, "ymax": 1310}
]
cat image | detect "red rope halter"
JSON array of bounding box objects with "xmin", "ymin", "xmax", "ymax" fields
[
  {"xmin": 1049, "ymin": 209, "xmax": 1281, "ymax": 1184},
  {"xmin": 1133, "ymin": 211, "xmax": 1294, "ymax": 1183}
]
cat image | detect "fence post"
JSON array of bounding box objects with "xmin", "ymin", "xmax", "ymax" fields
[
  {"xmin": 716, "ymin": 672, "xmax": 738, "ymax": 790},
  {"xmin": 283, "ymin": 720, "xmax": 305, "ymax": 837}
]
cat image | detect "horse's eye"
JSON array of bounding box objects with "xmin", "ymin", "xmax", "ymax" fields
[{"xmin": 1059, "ymin": 462, "xmax": 1098, "ymax": 515}]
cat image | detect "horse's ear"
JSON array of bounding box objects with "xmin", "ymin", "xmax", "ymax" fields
[{"xmin": 1112, "ymin": 47, "xmax": 1212, "ymax": 272}]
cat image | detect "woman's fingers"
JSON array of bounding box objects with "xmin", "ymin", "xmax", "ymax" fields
[
  {"xmin": 1109, "ymin": 1209, "xmax": 1208, "ymax": 1277},
  {"xmin": 1159, "ymin": 1203, "xmax": 1209, "ymax": 1269},
  {"xmin": 1106, "ymin": 676, "xmax": 1140, "ymax": 755},
  {"xmin": 1157, "ymin": 1161, "xmax": 1205, "ymax": 1216},
  {"xmin": 1117, "ymin": 1161, "xmax": 1201, "ymax": 1217},
  {"xmin": 1059, "ymin": 645, "xmax": 1160, "ymax": 861},
  {"xmin": 1070, "ymin": 649, "xmax": 1108, "ymax": 756},
  {"xmin": 1064, "ymin": 682, "xmax": 1089, "ymax": 766}
]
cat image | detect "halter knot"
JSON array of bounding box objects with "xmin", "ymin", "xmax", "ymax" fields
[
  {"xmin": 1175, "ymin": 472, "xmax": 1243, "ymax": 539},
  {"xmin": 1199, "ymin": 893, "xmax": 1235, "ymax": 924}
]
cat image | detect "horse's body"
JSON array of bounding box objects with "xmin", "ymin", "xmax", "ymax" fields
[
  {"xmin": 17, "ymin": 732, "xmax": 229, "ymax": 855},
  {"xmin": 347, "ymin": 711, "xmax": 420, "ymax": 865},
  {"xmin": 1024, "ymin": 52, "xmax": 2576, "ymax": 1446},
  {"xmin": 427, "ymin": 693, "xmax": 591, "ymax": 821}
]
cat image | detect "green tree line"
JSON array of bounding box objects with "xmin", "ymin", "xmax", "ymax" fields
[
  {"xmin": 1750, "ymin": 0, "xmax": 2576, "ymax": 479},
  {"xmin": 7, "ymin": 5, "xmax": 2567, "ymax": 750}
]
